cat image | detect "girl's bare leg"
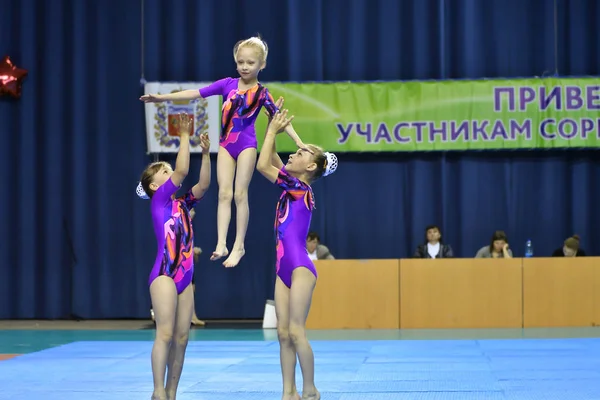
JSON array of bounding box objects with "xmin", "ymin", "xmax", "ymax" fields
[
  {"xmin": 275, "ymin": 277, "xmax": 300, "ymax": 400},
  {"xmin": 288, "ymin": 268, "xmax": 319, "ymax": 400},
  {"xmin": 149, "ymin": 277, "xmax": 178, "ymax": 400},
  {"xmin": 223, "ymin": 148, "xmax": 257, "ymax": 268},
  {"xmin": 165, "ymin": 283, "xmax": 194, "ymax": 400},
  {"xmin": 211, "ymin": 147, "xmax": 235, "ymax": 261}
]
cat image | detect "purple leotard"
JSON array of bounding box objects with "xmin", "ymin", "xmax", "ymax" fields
[
  {"xmin": 148, "ymin": 178, "xmax": 202, "ymax": 294},
  {"xmin": 273, "ymin": 167, "xmax": 317, "ymax": 288},
  {"xmin": 199, "ymin": 78, "xmax": 278, "ymax": 160}
]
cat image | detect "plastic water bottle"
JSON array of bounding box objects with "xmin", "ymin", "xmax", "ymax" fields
[{"xmin": 525, "ymin": 240, "xmax": 534, "ymax": 258}]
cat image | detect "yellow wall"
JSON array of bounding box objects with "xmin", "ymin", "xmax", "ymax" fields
[{"xmin": 305, "ymin": 257, "xmax": 600, "ymax": 329}]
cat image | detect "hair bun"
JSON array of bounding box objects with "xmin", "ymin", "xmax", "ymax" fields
[
  {"xmin": 323, "ymin": 152, "xmax": 338, "ymax": 177},
  {"xmin": 136, "ymin": 182, "xmax": 150, "ymax": 199},
  {"xmin": 247, "ymin": 37, "xmax": 267, "ymax": 52},
  {"xmin": 234, "ymin": 36, "xmax": 268, "ymax": 60},
  {"xmin": 572, "ymin": 234, "xmax": 580, "ymax": 241}
]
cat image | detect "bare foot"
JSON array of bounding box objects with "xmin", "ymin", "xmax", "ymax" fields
[
  {"xmin": 210, "ymin": 244, "xmax": 229, "ymax": 261},
  {"xmin": 223, "ymin": 248, "xmax": 245, "ymax": 268},
  {"xmin": 301, "ymin": 390, "xmax": 320, "ymax": 400},
  {"xmin": 282, "ymin": 392, "xmax": 301, "ymax": 400},
  {"xmin": 151, "ymin": 391, "xmax": 167, "ymax": 400},
  {"xmin": 191, "ymin": 318, "xmax": 205, "ymax": 326}
]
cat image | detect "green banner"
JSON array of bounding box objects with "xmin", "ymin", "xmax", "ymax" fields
[{"xmin": 256, "ymin": 78, "xmax": 600, "ymax": 152}]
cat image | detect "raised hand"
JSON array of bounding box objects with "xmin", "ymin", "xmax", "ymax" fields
[
  {"xmin": 199, "ymin": 133, "xmax": 210, "ymax": 154},
  {"xmin": 267, "ymin": 109, "xmax": 294, "ymax": 134},
  {"xmin": 178, "ymin": 113, "xmax": 193, "ymax": 136}
]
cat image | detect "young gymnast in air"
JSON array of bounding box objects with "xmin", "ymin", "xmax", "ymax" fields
[
  {"xmin": 140, "ymin": 36, "xmax": 305, "ymax": 268},
  {"xmin": 136, "ymin": 113, "xmax": 211, "ymax": 400},
  {"xmin": 256, "ymin": 108, "xmax": 338, "ymax": 400}
]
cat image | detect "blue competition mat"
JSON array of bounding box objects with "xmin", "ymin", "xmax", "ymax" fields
[{"xmin": 2, "ymin": 338, "xmax": 600, "ymax": 399}]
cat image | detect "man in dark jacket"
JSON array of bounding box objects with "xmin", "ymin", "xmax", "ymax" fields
[{"xmin": 412, "ymin": 225, "xmax": 454, "ymax": 259}]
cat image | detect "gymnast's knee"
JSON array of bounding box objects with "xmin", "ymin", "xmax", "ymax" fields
[
  {"xmin": 277, "ymin": 327, "xmax": 291, "ymax": 345},
  {"xmin": 233, "ymin": 188, "xmax": 248, "ymax": 205},
  {"xmin": 288, "ymin": 324, "xmax": 307, "ymax": 345},
  {"xmin": 155, "ymin": 326, "xmax": 174, "ymax": 345},
  {"xmin": 218, "ymin": 188, "xmax": 233, "ymax": 203},
  {"xmin": 173, "ymin": 331, "xmax": 189, "ymax": 347}
]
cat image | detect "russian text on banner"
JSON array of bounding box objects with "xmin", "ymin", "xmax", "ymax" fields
[
  {"xmin": 255, "ymin": 78, "xmax": 600, "ymax": 152},
  {"xmin": 143, "ymin": 82, "xmax": 221, "ymax": 154}
]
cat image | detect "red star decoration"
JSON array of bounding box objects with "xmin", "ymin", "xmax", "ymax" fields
[{"xmin": 0, "ymin": 56, "xmax": 28, "ymax": 99}]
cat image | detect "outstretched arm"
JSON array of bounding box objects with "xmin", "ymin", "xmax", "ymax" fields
[
  {"xmin": 171, "ymin": 114, "xmax": 192, "ymax": 187},
  {"xmin": 140, "ymin": 79, "xmax": 228, "ymax": 103},
  {"xmin": 257, "ymin": 110, "xmax": 295, "ymax": 183},
  {"xmin": 191, "ymin": 134, "xmax": 211, "ymax": 199},
  {"xmin": 140, "ymin": 89, "xmax": 201, "ymax": 103}
]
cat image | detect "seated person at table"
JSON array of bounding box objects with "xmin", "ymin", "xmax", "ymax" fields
[
  {"xmin": 306, "ymin": 232, "xmax": 335, "ymax": 261},
  {"xmin": 412, "ymin": 225, "xmax": 454, "ymax": 259},
  {"xmin": 475, "ymin": 230, "xmax": 513, "ymax": 258},
  {"xmin": 551, "ymin": 234, "xmax": 586, "ymax": 257}
]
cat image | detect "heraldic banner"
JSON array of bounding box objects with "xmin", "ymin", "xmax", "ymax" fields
[{"xmin": 143, "ymin": 82, "xmax": 221, "ymax": 154}]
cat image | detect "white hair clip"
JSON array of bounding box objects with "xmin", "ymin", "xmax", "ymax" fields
[
  {"xmin": 136, "ymin": 182, "xmax": 149, "ymax": 199},
  {"xmin": 324, "ymin": 152, "xmax": 338, "ymax": 177}
]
